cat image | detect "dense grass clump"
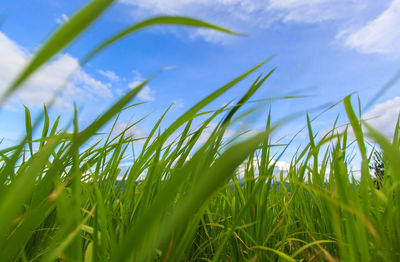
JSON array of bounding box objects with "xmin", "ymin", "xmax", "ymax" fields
[
  {"xmin": 1, "ymin": 1, "xmax": 400, "ymax": 261},
  {"xmin": 2, "ymin": 90, "xmax": 400, "ymax": 262}
]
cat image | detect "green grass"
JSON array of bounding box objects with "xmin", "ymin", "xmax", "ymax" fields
[{"xmin": 1, "ymin": 1, "xmax": 400, "ymax": 261}]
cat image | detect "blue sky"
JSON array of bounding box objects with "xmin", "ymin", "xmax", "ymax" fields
[{"xmin": 0, "ymin": 0, "xmax": 400, "ymax": 171}]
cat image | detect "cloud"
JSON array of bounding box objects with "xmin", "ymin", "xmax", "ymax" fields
[
  {"xmin": 172, "ymin": 99, "xmax": 185, "ymax": 109},
  {"xmin": 324, "ymin": 96, "xmax": 400, "ymax": 143},
  {"xmin": 120, "ymin": 0, "xmax": 345, "ymax": 22},
  {"xmin": 56, "ymin": 13, "xmax": 69, "ymax": 24},
  {"xmin": 128, "ymin": 70, "xmax": 155, "ymax": 101},
  {"xmin": 189, "ymin": 28, "xmax": 234, "ymax": 44},
  {"xmin": 196, "ymin": 121, "xmax": 236, "ymax": 144},
  {"xmin": 267, "ymin": 0, "xmax": 355, "ymax": 23},
  {"xmin": 119, "ymin": 0, "xmax": 254, "ymax": 45},
  {"xmin": 119, "ymin": 0, "xmax": 244, "ymax": 14},
  {"xmin": 274, "ymin": 160, "xmax": 291, "ymax": 171},
  {"xmin": 120, "ymin": 0, "xmax": 400, "ymax": 59},
  {"xmin": 363, "ymin": 96, "xmax": 400, "ymax": 138},
  {"xmin": 137, "ymin": 85, "xmax": 155, "ymax": 101},
  {"xmin": 76, "ymin": 71, "xmax": 112, "ymax": 97},
  {"xmin": 120, "ymin": 0, "xmax": 366, "ymax": 30},
  {"xmin": 268, "ymin": 0, "xmax": 329, "ymax": 9},
  {"xmin": 98, "ymin": 69, "xmax": 120, "ymax": 82},
  {"xmin": 0, "ymin": 31, "xmax": 112, "ymax": 109},
  {"xmin": 129, "ymin": 81, "xmax": 155, "ymax": 101},
  {"xmin": 113, "ymin": 122, "xmax": 147, "ymax": 139},
  {"xmin": 341, "ymin": 0, "xmax": 400, "ymax": 56},
  {"xmin": 236, "ymin": 158, "xmax": 291, "ymax": 178}
]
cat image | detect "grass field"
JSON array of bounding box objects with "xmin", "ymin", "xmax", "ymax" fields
[{"xmin": 1, "ymin": 1, "xmax": 399, "ymax": 261}]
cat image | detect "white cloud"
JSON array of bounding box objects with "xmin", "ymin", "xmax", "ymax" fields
[
  {"xmin": 236, "ymin": 158, "xmax": 291, "ymax": 178},
  {"xmin": 56, "ymin": 13, "xmax": 69, "ymax": 24},
  {"xmin": 269, "ymin": 0, "xmax": 329, "ymax": 9},
  {"xmin": 121, "ymin": 0, "xmax": 344, "ymax": 22},
  {"xmin": 328, "ymin": 96, "xmax": 400, "ymax": 143},
  {"xmin": 197, "ymin": 121, "xmax": 236, "ymax": 143},
  {"xmin": 129, "ymin": 81, "xmax": 155, "ymax": 101},
  {"xmin": 189, "ymin": 28, "xmax": 233, "ymax": 44},
  {"xmin": 172, "ymin": 99, "xmax": 185, "ymax": 109},
  {"xmin": 113, "ymin": 122, "xmax": 147, "ymax": 139},
  {"xmin": 275, "ymin": 160, "xmax": 291, "ymax": 171},
  {"xmin": 341, "ymin": 0, "xmax": 400, "ymax": 56},
  {"xmin": 128, "ymin": 70, "xmax": 155, "ymax": 101},
  {"xmin": 120, "ymin": 0, "xmax": 400, "ymax": 59},
  {"xmin": 119, "ymin": 0, "xmax": 245, "ymax": 14},
  {"xmin": 120, "ymin": 0, "xmax": 366, "ymax": 29},
  {"xmin": 118, "ymin": 0, "xmax": 266, "ymax": 43},
  {"xmin": 76, "ymin": 71, "xmax": 112, "ymax": 97},
  {"xmin": 98, "ymin": 69, "xmax": 120, "ymax": 82},
  {"xmin": 137, "ymin": 85, "xmax": 154, "ymax": 101},
  {"xmin": 363, "ymin": 96, "xmax": 400, "ymax": 138},
  {"xmin": 267, "ymin": 0, "xmax": 355, "ymax": 23},
  {"xmin": 0, "ymin": 31, "xmax": 112, "ymax": 109}
]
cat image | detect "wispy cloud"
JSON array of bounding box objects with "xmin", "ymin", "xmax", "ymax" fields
[
  {"xmin": 236, "ymin": 157, "xmax": 291, "ymax": 178},
  {"xmin": 119, "ymin": 0, "xmax": 399, "ymax": 58},
  {"xmin": 322, "ymin": 95, "xmax": 400, "ymax": 143},
  {"xmin": 340, "ymin": 0, "xmax": 400, "ymax": 56},
  {"xmin": 119, "ymin": 0, "xmax": 366, "ymax": 30},
  {"xmin": 55, "ymin": 13, "xmax": 69, "ymax": 24},
  {"xmin": 130, "ymin": 83, "xmax": 155, "ymax": 101},
  {"xmin": 113, "ymin": 122, "xmax": 147, "ymax": 139},
  {"xmin": 128, "ymin": 70, "xmax": 155, "ymax": 101},
  {"xmin": 172, "ymin": 99, "xmax": 185, "ymax": 109},
  {"xmin": 189, "ymin": 28, "xmax": 234, "ymax": 44},
  {"xmin": 98, "ymin": 69, "xmax": 120, "ymax": 82},
  {"xmin": 267, "ymin": 0, "xmax": 360, "ymax": 23}
]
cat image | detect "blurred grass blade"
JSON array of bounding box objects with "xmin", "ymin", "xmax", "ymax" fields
[
  {"xmin": 42, "ymin": 206, "xmax": 95, "ymax": 262},
  {"xmin": 249, "ymin": 246, "xmax": 296, "ymax": 262},
  {"xmin": 40, "ymin": 105, "xmax": 50, "ymax": 149},
  {"xmin": 111, "ymin": 130, "xmax": 271, "ymax": 261},
  {"xmin": 0, "ymin": 135, "xmax": 63, "ymax": 242},
  {"xmin": 344, "ymin": 95, "xmax": 370, "ymax": 186},
  {"xmin": 24, "ymin": 106, "xmax": 33, "ymax": 156}
]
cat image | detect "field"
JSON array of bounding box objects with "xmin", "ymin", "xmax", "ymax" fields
[{"xmin": 0, "ymin": 1, "xmax": 399, "ymax": 261}]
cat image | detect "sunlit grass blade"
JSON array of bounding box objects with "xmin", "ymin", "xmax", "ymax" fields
[
  {"xmin": 24, "ymin": 106, "xmax": 33, "ymax": 156},
  {"xmin": 41, "ymin": 206, "xmax": 95, "ymax": 262},
  {"xmin": 40, "ymin": 105, "xmax": 50, "ymax": 149},
  {"xmin": 344, "ymin": 95, "xmax": 371, "ymax": 204},
  {"xmin": 110, "ymin": 131, "xmax": 271, "ymax": 262}
]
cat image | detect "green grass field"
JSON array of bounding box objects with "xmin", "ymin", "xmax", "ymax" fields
[{"xmin": 1, "ymin": 1, "xmax": 399, "ymax": 261}]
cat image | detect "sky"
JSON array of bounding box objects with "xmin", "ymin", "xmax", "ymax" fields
[{"xmin": 0, "ymin": 0, "xmax": 400, "ymax": 173}]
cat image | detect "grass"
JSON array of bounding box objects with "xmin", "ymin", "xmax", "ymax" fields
[{"xmin": 1, "ymin": 0, "xmax": 400, "ymax": 261}]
